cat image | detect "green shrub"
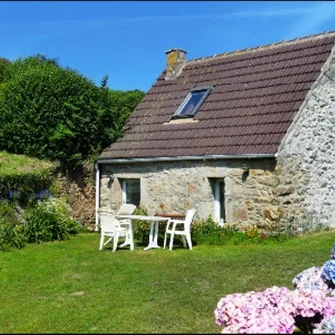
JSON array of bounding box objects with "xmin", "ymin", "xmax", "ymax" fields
[
  {"xmin": 0, "ymin": 201, "xmax": 27, "ymax": 250},
  {"xmin": 192, "ymin": 215, "xmax": 227, "ymax": 245},
  {"xmin": 133, "ymin": 207, "xmax": 151, "ymax": 245},
  {"xmin": 26, "ymin": 197, "xmax": 80, "ymax": 243},
  {"xmin": 191, "ymin": 215, "xmax": 289, "ymax": 246}
]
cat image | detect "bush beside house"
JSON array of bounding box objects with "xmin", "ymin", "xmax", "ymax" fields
[{"xmin": 0, "ymin": 151, "xmax": 81, "ymax": 250}]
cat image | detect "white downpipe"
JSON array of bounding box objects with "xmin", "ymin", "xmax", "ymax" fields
[
  {"xmin": 95, "ymin": 163, "xmax": 100, "ymax": 232},
  {"xmin": 97, "ymin": 154, "xmax": 275, "ymax": 165}
]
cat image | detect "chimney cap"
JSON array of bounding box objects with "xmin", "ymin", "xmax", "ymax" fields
[{"xmin": 165, "ymin": 48, "xmax": 187, "ymax": 55}]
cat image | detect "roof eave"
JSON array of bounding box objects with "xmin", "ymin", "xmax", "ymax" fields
[{"xmin": 97, "ymin": 153, "xmax": 277, "ymax": 165}]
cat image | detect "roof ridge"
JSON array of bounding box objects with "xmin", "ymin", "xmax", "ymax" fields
[{"xmin": 188, "ymin": 30, "xmax": 335, "ymax": 64}]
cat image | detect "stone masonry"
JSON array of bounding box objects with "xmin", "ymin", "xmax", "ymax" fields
[
  {"xmin": 99, "ymin": 158, "xmax": 280, "ymax": 231},
  {"xmin": 275, "ymin": 47, "xmax": 335, "ymax": 232},
  {"xmin": 55, "ymin": 166, "xmax": 96, "ymax": 230}
]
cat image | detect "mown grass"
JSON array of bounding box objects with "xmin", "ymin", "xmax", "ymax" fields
[
  {"xmin": 0, "ymin": 151, "xmax": 54, "ymax": 175},
  {"xmin": 0, "ymin": 230, "xmax": 334, "ymax": 333}
]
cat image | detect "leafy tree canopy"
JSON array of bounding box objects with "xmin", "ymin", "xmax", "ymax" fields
[
  {"xmin": 0, "ymin": 55, "xmax": 145, "ymax": 169},
  {"xmin": 109, "ymin": 89, "xmax": 145, "ymax": 127},
  {"xmin": 0, "ymin": 57, "xmax": 11, "ymax": 83}
]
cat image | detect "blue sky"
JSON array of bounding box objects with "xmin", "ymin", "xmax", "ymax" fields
[{"xmin": 1, "ymin": 1, "xmax": 335, "ymax": 92}]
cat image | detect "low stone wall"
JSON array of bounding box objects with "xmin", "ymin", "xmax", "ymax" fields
[
  {"xmin": 100, "ymin": 158, "xmax": 280, "ymax": 231},
  {"xmin": 54, "ymin": 166, "xmax": 96, "ymax": 231}
]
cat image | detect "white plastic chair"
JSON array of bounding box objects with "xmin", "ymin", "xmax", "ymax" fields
[
  {"xmin": 117, "ymin": 204, "xmax": 136, "ymax": 216},
  {"xmin": 98, "ymin": 209, "xmax": 134, "ymax": 252},
  {"xmin": 163, "ymin": 209, "xmax": 196, "ymax": 251},
  {"xmin": 116, "ymin": 203, "xmax": 136, "ymax": 227}
]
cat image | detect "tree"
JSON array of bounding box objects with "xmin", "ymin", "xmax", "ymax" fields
[
  {"xmin": 100, "ymin": 74, "xmax": 109, "ymax": 89},
  {"xmin": 0, "ymin": 55, "xmax": 124, "ymax": 169},
  {"xmin": 0, "ymin": 57, "xmax": 11, "ymax": 83},
  {"xmin": 108, "ymin": 89, "xmax": 145, "ymax": 128}
]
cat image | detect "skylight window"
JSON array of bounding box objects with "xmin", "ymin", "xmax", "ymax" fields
[{"xmin": 174, "ymin": 86, "xmax": 212, "ymax": 118}]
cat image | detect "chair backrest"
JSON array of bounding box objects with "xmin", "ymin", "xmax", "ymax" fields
[
  {"xmin": 184, "ymin": 209, "xmax": 196, "ymax": 230},
  {"xmin": 117, "ymin": 204, "xmax": 137, "ymax": 215},
  {"xmin": 98, "ymin": 210, "xmax": 120, "ymax": 233}
]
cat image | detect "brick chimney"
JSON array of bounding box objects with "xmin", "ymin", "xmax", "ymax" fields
[{"xmin": 164, "ymin": 48, "xmax": 187, "ymax": 80}]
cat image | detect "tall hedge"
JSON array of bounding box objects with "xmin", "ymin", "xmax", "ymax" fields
[{"xmin": 0, "ymin": 55, "xmax": 123, "ymax": 168}]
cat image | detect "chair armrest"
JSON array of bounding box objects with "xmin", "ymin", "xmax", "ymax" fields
[
  {"xmin": 166, "ymin": 219, "xmax": 185, "ymax": 231},
  {"xmin": 170, "ymin": 219, "xmax": 185, "ymax": 226},
  {"xmin": 118, "ymin": 218, "xmax": 131, "ymax": 223},
  {"xmin": 169, "ymin": 219, "xmax": 185, "ymax": 224},
  {"xmin": 118, "ymin": 219, "xmax": 132, "ymax": 226}
]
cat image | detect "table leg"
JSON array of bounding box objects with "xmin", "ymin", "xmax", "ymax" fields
[
  {"xmin": 120, "ymin": 220, "xmax": 134, "ymax": 250},
  {"xmin": 144, "ymin": 221, "xmax": 161, "ymax": 250},
  {"xmin": 153, "ymin": 222, "xmax": 159, "ymax": 245}
]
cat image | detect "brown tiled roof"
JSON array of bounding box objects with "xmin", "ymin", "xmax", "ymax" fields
[{"xmin": 100, "ymin": 31, "xmax": 335, "ymax": 160}]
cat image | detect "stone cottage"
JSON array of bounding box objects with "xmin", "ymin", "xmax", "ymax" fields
[{"xmin": 96, "ymin": 31, "xmax": 335, "ymax": 234}]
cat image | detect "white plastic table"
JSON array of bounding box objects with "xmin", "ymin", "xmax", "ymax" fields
[{"xmin": 116, "ymin": 214, "xmax": 170, "ymax": 250}]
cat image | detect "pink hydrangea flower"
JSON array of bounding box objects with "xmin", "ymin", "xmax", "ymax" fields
[{"xmin": 214, "ymin": 286, "xmax": 335, "ymax": 334}]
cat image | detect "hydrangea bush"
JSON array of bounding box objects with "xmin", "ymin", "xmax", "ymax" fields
[
  {"xmin": 321, "ymin": 261, "xmax": 335, "ymax": 289},
  {"xmin": 313, "ymin": 315, "xmax": 335, "ymax": 334},
  {"xmin": 215, "ymin": 242, "xmax": 335, "ymax": 334},
  {"xmin": 214, "ymin": 286, "xmax": 335, "ymax": 334},
  {"xmin": 293, "ymin": 267, "xmax": 329, "ymax": 292}
]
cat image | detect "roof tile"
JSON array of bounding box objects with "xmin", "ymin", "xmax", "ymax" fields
[{"xmin": 101, "ymin": 32, "xmax": 335, "ymax": 159}]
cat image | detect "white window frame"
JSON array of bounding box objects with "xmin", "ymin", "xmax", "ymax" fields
[{"xmin": 121, "ymin": 179, "xmax": 141, "ymax": 206}]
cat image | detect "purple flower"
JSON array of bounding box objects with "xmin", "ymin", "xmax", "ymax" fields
[
  {"xmin": 36, "ymin": 189, "xmax": 52, "ymax": 199},
  {"xmin": 321, "ymin": 261, "xmax": 335, "ymax": 287},
  {"xmin": 313, "ymin": 316, "xmax": 335, "ymax": 334},
  {"xmin": 293, "ymin": 267, "xmax": 329, "ymax": 292},
  {"xmin": 8, "ymin": 190, "xmax": 21, "ymax": 200},
  {"xmin": 330, "ymin": 243, "xmax": 335, "ymax": 260}
]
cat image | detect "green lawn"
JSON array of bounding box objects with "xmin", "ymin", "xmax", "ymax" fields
[{"xmin": 0, "ymin": 231, "xmax": 334, "ymax": 333}]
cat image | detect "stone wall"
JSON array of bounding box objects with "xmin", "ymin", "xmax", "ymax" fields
[
  {"xmin": 275, "ymin": 48, "xmax": 335, "ymax": 232},
  {"xmin": 99, "ymin": 158, "xmax": 280, "ymax": 231},
  {"xmin": 54, "ymin": 166, "xmax": 96, "ymax": 230}
]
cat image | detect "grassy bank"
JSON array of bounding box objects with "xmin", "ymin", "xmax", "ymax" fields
[{"xmin": 0, "ymin": 151, "xmax": 54, "ymax": 175}]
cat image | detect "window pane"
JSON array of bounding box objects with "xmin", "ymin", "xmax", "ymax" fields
[
  {"xmin": 125, "ymin": 180, "xmax": 140, "ymax": 206},
  {"xmin": 178, "ymin": 91, "xmax": 206, "ymax": 116},
  {"xmin": 219, "ymin": 181, "xmax": 226, "ymax": 222}
]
